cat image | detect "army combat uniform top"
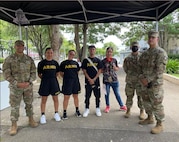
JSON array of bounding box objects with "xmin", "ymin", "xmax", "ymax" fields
[
  {"xmin": 3, "ymin": 53, "xmax": 36, "ymax": 87},
  {"xmin": 139, "ymin": 47, "xmax": 168, "ymax": 86},
  {"xmin": 123, "ymin": 52, "xmax": 144, "ymax": 109},
  {"xmin": 123, "ymin": 53, "xmax": 141, "ymax": 84},
  {"xmin": 138, "ymin": 46, "xmax": 168, "ymax": 122},
  {"xmin": 2, "ymin": 53, "xmax": 36, "ymax": 121}
]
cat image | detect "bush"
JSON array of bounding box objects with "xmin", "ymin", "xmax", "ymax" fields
[
  {"xmin": 166, "ymin": 59, "xmax": 179, "ymax": 74},
  {"xmin": 168, "ymin": 54, "xmax": 179, "ymax": 60},
  {"xmin": 0, "ymin": 58, "xmax": 4, "ymax": 64}
]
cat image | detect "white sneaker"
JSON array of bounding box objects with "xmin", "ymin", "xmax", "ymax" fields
[
  {"xmin": 96, "ymin": 108, "xmax": 102, "ymax": 117},
  {"xmin": 40, "ymin": 115, "xmax": 46, "ymax": 124},
  {"xmin": 54, "ymin": 113, "xmax": 61, "ymax": 122},
  {"xmin": 83, "ymin": 108, "xmax": 90, "ymax": 117}
]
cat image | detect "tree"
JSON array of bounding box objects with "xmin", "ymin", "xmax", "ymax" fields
[
  {"xmin": 28, "ymin": 25, "xmax": 50, "ymax": 60},
  {"xmin": 61, "ymin": 23, "xmax": 124, "ymax": 61},
  {"xmin": 119, "ymin": 22, "xmax": 154, "ymax": 47},
  {"xmin": 49, "ymin": 25, "xmax": 62, "ymax": 62},
  {"xmin": 119, "ymin": 9, "xmax": 179, "ymax": 53},
  {"xmin": 0, "ymin": 20, "xmax": 19, "ymax": 55},
  {"xmin": 28, "ymin": 25, "xmax": 63, "ymax": 61}
]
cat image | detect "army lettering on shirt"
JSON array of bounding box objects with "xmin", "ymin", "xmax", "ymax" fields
[
  {"xmin": 37, "ymin": 59, "xmax": 60, "ymax": 79},
  {"xmin": 60, "ymin": 60, "xmax": 80, "ymax": 79},
  {"xmin": 81, "ymin": 57, "xmax": 102, "ymax": 83}
]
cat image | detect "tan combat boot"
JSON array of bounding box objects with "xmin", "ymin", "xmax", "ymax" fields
[
  {"xmin": 151, "ymin": 122, "xmax": 163, "ymax": 134},
  {"xmin": 29, "ymin": 116, "xmax": 38, "ymax": 128},
  {"xmin": 138, "ymin": 115, "xmax": 154, "ymax": 125},
  {"xmin": 124, "ymin": 108, "xmax": 131, "ymax": 118},
  {"xmin": 9, "ymin": 121, "xmax": 17, "ymax": 136},
  {"xmin": 139, "ymin": 109, "xmax": 145, "ymax": 120}
]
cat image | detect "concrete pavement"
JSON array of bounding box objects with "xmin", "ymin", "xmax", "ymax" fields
[{"xmin": 1, "ymin": 69, "xmax": 179, "ymax": 142}]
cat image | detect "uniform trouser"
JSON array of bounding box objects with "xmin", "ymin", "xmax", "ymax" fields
[
  {"xmin": 9, "ymin": 85, "xmax": 34, "ymax": 122},
  {"xmin": 85, "ymin": 84, "xmax": 101, "ymax": 108},
  {"xmin": 104, "ymin": 82, "xmax": 124, "ymax": 107},
  {"xmin": 125, "ymin": 83, "xmax": 144, "ymax": 109},
  {"xmin": 141, "ymin": 85, "xmax": 165, "ymax": 122}
]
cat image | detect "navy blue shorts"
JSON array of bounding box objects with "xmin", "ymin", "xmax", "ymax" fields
[
  {"xmin": 62, "ymin": 79, "xmax": 80, "ymax": 95},
  {"xmin": 38, "ymin": 78, "xmax": 60, "ymax": 96}
]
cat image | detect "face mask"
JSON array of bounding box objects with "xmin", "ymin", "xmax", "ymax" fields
[{"xmin": 131, "ymin": 46, "xmax": 138, "ymax": 52}]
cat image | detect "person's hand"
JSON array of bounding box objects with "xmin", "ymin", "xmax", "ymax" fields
[
  {"xmin": 17, "ymin": 82, "xmax": 30, "ymax": 88},
  {"xmin": 113, "ymin": 63, "xmax": 118, "ymax": 71},
  {"xmin": 140, "ymin": 78, "xmax": 148, "ymax": 86},
  {"xmin": 88, "ymin": 78, "xmax": 95, "ymax": 85}
]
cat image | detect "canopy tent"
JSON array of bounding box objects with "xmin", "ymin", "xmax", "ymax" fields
[{"xmin": 0, "ymin": 1, "xmax": 179, "ymax": 26}]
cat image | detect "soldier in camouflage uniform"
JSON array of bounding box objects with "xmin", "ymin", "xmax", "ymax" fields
[
  {"xmin": 138, "ymin": 31, "xmax": 168, "ymax": 134},
  {"xmin": 123, "ymin": 42, "xmax": 145, "ymax": 120},
  {"xmin": 3, "ymin": 40, "xmax": 38, "ymax": 136}
]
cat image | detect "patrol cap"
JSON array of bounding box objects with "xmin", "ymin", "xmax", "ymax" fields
[
  {"xmin": 15, "ymin": 40, "xmax": 24, "ymax": 46},
  {"xmin": 131, "ymin": 41, "xmax": 139, "ymax": 47},
  {"xmin": 88, "ymin": 45, "xmax": 96, "ymax": 49},
  {"xmin": 148, "ymin": 31, "xmax": 159, "ymax": 38}
]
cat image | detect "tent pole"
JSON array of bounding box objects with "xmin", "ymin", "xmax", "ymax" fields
[
  {"xmin": 156, "ymin": 21, "xmax": 159, "ymax": 32},
  {"xmin": 19, "ymin": 24, "xmax": 22, "ymax": 40}
]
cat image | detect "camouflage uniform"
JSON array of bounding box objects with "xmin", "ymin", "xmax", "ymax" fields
[
  {"xmin": 3, "ymin": 53, "xmax": 36, "ymax": 122},
  {"xmin": 138, "ymin": 46, "xmax": 168, "ymax": 123},
  {"xmin": 123, "ymin": 52, "xmax": 144, "ymax": 110}
]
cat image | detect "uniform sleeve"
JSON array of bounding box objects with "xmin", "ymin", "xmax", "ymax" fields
[
  {"xmin": 147, "ymin": 50, "xmax": 168, "ymax": 83},
  {"xmin": 2, "ymin": 57, "xmax": 17, "ymax": 85},
  {"xmin": 123, "ymin": 58, "xmax": 128, "ymax": 73},
  {"xmin": 81, "ymin": 59, "xmax": 87, "ymax": 69},
  {"xmin": 29, "ymin": 57, "xmax": 37, "ymax": 83},
  {"xmin": 77, "ymin": 62, "xmax": 80, "ymax": 72},
  {"xmin": 37, "ymin": 61, "xmax": 43, "ymax": 74},
  {"xmin": 138, "ymin": 53, "xmax": 146, "ymax": 80},
  {"xmin": 59, "ymin": 61, "xmax": 65, "ymax": 72},
  {"xmin": 101, "ymin": 59, "xmax": 105, "ymax": 70},
  {"xmin": 55, "ymin": 61, "xmax": 60, "ymax": 72},
  {"xmin": 97, "ymin": 59, "xmax": 103, "ymax": 70}
]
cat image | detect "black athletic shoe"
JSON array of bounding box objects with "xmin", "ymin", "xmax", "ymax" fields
[
  {"xmin": 75, "ymin": 111, "xmax": 82, "ymax": 117},
  {"xmin": 62, "ymin": 113, "xmax": 68, "ymax": 120}
]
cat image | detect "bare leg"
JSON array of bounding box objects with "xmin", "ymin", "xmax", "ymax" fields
[
  {"xmin": 73, "ymin": 94, "xmax": 79, "ymax": 108},
  {"xmin": 41, "ymin": 96, "xmax": 48, "ymax": 113},
  {"xmin": 63, "ymin": 95, "xmax": 70, "ymax": 111},
  {"xmin": 52, "ymin": 95, "xmax": 59, "ymax": 112}
]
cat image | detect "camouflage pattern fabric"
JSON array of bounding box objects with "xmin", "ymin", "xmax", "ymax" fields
[
  {"xmin": 123, "ymin": 53, "xmax": 144, "ymax": 109},
  {"xmin": 138, "ymin": 46, "xmax": 168, "ymax": 122},
  {"xmin": 3, "ymin": 53, "xmax": 36, "ymax": 122}
]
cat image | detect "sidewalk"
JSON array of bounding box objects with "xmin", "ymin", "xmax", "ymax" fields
[{"xmin": 1, "ymin": 69, "xmax": 179, "ymax": 142}]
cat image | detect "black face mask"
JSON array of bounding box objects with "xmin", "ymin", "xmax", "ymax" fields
[{"xmin": 131, "ymin": 46, "xmax": 138, "ymax": 52}]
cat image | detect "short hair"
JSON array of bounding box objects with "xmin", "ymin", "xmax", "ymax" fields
[
  {"xmin": 88, "ymin": 45, "xmax": 96, "ymax": 49},
  {"xmin": 106, "ymin": 47, "xmax": 113, "ymax": 51},
  {"xmin": 45, "ymin": 47, "xmax": 53, "ymax": 53},
  {"xmin": 68, "ymin": 49, "xmax": 76, "ymax": 54}
]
